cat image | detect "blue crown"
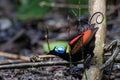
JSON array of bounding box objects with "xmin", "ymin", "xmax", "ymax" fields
[{"xmin": 54, "ymin": 46, "xmax": 65, "ymax": 54}]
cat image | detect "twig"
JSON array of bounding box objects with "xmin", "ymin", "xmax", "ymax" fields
[
  {"xmin": 40, "ymin": 1, "xmax": 88, "ymax": 9},
  {"xmin": 0, "ymin": 51, "xmax": 59, "ymax": 61},
  {"xmin": 104, "ymin": 54, "xmax": 120, "ymax": 63},
  {"xmin": 0, "ymin": 52, "xmax": 29, "ymax": 61},
  {"xmin": 0, "ymin": 60, "xmax": 26, "ymax": 65},
  {"xmin": 45, "ymin": 26, "xmax": 51, "ymax": 52},
  {"xmin": 0, "ymin": 61, "xmax": 82, "ymax": 69},
  {"xmin": 0, "ymin": 55, "xmax": 56, "ymax": 65},
  {"xmin": 31, "ymin": 55, "xmax": 56, "ymax": 58},
  {"xmin": 100, "ymin": 40, "xmax": 120, "ymax": 70}
]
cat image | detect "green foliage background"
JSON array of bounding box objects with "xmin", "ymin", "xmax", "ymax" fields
[
  {"xmin": 18, "ymin": 0, "xmax": 51, "ymax": 21},
  {"xmin": 18, "ymin": 0, "xmax": 88, "ymax": 21}
]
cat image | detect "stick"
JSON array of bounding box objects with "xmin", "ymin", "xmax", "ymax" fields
[
  {"xmin": 0, "ymin": 52, "xmax": 29, "ymax": 61},
  {"xmin": 0, "ymin": 60, "xmax": 26, "ymax": 65},
  {"xmin": 0, "ymin": 61, "xmax": 82, "ymax": 69},
  {"xmin": 0, "ymin": 50, "xmax": 56, "ymax": 61},
  {"xmin": 40, "ymin": 1, "xmax": 88, "ymax": 9}
]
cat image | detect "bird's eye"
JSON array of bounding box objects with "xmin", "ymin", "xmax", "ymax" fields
[{"xmin": 54, "ymin": 46, "xmax": 65, "ymax": 54}]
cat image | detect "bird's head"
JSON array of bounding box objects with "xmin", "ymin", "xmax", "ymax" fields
[{"xmin": 48, "ymin": 46, "xmax": 66, "ymax": 56}]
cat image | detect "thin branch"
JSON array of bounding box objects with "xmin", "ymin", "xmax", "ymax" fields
[
  {"xmin": 40, "ymin": 1, "xmax": 88, "ymax": 9},
  {"xmin": 0, "ymin": 52, "xmax": 29, "ymax": 61},
  {"xmin": 100, "ymin": 40, "xmax": 120, "ymax": 70},
  {"xmin": 0, "ymin": 55, "xmax": 57, "ymax": 65},
  {"xmin": 0, "ymin": 61, "xmax": 82, "ymax": 69},
  {"xmin": 0, "ymin": 60, "xmax": 26, "ymax": 65},
  {"xmin": 0, "ymin": 51, "xmax": 57, "ymax": 62},
  {"xmin": 45, "ymin": 26, "xmax": 51, "ymax": 52}
]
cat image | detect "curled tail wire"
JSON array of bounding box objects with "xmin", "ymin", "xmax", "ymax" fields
[{"xmin": 89, "ymin": 12, "xmax": 104, "ymax": 24}]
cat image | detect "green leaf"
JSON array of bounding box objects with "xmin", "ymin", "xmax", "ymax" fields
[
  {"xmin": 18, "ymin": 0, "xmax": 51, "ymax": 21},
  {"xmin": 43, "ymin": 41, "xmax": 68, "ymax": 53}
]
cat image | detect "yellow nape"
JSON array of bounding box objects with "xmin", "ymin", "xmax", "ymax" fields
[{"xmin": 66, "ymin": 45, "xmax": 71, "ymax": 53}]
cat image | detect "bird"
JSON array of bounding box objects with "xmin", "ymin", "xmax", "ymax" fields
[{"xmin": 48, "ymin": 23, "xmax": 98, "ymax": 65}]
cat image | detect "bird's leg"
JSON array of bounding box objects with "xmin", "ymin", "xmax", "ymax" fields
[
  {"xmin": 84, "ymin": 54, "xmax": 93, "ymax": 69},
  {"xmin": 100, "ymin": 40, "xmax": 120, "ymax": 70},
  {"xmin": 64, "ymin": 54, "xmax": 93, "ymax": 79}
]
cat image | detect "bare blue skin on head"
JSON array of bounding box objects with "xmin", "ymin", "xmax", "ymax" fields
[{"xmin": 54, "ymin": 46, "xmax": 66, "ymax": 54}]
